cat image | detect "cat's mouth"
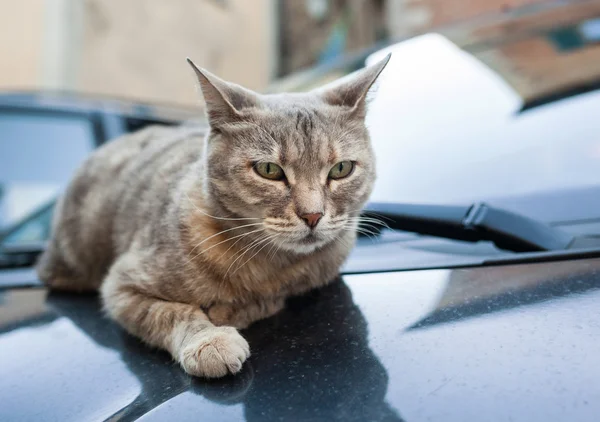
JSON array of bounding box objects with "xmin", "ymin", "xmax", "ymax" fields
[
  {"xmin": 295, "ymin": 231, "xmax": 332, "ymax": 250},
  {"xmin": 302, "ymin": 232, "xmax": 318, "ymax": 242},
  {"xmin": 265, "ymin": 223, "xmax": 337, "ymax": 254},
  {"xmin": 270, "ymin": 230, "xmax": 330, "ymax": 255}
]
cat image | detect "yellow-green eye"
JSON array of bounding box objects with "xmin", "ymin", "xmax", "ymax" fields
[
  {"xmin": 255, "ymin": 162, "xmax": 285, "ymax": 180},
  {"xmin": 328, "ymin": 161, "xmax": 354, "ymax": 180}
]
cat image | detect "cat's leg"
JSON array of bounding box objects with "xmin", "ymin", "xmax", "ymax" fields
[
  {"xmin": 100, "ymin": 251, "xmax": 250, "ymax": 378},
  {"xmin": 208, "ymin": 297, "xmax": 286, "ymax": 329}
]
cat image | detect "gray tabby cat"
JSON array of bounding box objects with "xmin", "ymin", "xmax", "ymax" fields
[{"xmin": 36, "ymin": 54, "xmax": 390, "ymax": 378}]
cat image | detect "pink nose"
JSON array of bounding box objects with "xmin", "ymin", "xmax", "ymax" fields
[{"xmin": 301, "ymin": 212, "xmax": 323, "ymax": 229}]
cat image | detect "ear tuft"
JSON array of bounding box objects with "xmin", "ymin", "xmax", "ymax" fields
[
  {"xmin": 319, "ymin": 53, "xmax": 391, "ymax": 116},
  {"xmin": 187, "ymin": 58, "xmax": 260, "ymax": 128}
]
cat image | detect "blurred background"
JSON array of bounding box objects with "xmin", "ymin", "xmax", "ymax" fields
[
  {"xmin": 2, "ymin": 0, "xmax": 600, "ymax": 237},
  {"xmin": 1, "ymin": 0, "xmax": 552, "ymax": 105}
]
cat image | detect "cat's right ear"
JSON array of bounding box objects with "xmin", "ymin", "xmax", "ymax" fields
[
  {"xmin": 317, "ymin": 53, "xmax": 391, "ymax": 119},
  {"xmin": 187, "ymin": 58, "xmax": 260, "ymax": 128}
]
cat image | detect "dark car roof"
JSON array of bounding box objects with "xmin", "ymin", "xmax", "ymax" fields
[{"xmin": 1, "ymin": 257, "xmax": 600, "ymax": 421}]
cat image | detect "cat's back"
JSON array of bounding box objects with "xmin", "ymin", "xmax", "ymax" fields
[
  {"xmin": 84, "ymin": 124, "xmax": 203, "ymax": 182},
  {"xmin": 64, "ymin": 124, "xmax": 204, "ymax": 227},
  {"xmin": 37, "ymin": 124, "xmax": 206, "ymax": 290}
]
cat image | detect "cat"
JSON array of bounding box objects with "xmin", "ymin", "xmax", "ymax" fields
[{"xmin": 36, "ymin": 53, "xmax": 390, "ymax": 378}]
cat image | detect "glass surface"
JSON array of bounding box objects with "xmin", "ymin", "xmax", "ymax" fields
[
  {"xmin": 0, "ymin": 112, "xmax": 94, "ymax": 230},
  {"xmin": 1, "ymin": 204, "xmax": 53, "ymax": 246}
]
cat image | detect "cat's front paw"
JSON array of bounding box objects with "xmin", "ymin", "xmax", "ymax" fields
[{"xmin": 179, "ymin": 326, "xmax": 250, "ymax": 378}]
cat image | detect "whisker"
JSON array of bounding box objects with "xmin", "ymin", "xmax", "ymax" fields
[
  {"xmin": 184, "ymin": 192, "xmax": 262, "ymax": 221},
  {"xmin": 224, "ymin": 234, "xmax": 273, "ymax": 279},
  {"xmin": 337, "ymin": 224, "xmax": 379, "ymax": 241},
  {"xmin": 227, "ymin": 233, "xmax": 267, "ymax": 262},
  {"xmin": 352, "ymin": 229, "xmax": 378, "ymax": 241},
  {"xmin": 346, "ymin": 219, "xmax": 390, "ymax": 232},
  {"xmin": 343, "ymin": 206, "xmax": 396, "ymax": 224},
  {"xmin": 347, "ymin": 221, "xmax": 384, "ymax": 232},
  {"xmin": 187, "ymin": 222, "xmax": 265, "ymax": 258},
  {"xmin": 232, "ymin": 234, "xmax": 279, "ymax": 275},
  {"xmin": 186, "ymin": 227, "xmax": 264, "ymax": 265},
  {"xmin": 224, "ymin": 232, "xmax": 270, "ymax": 271},
  {"xmin": 360, "ymin": 210, "xmax": 395, "ymax": 224},
  {"xmin": 216, "ymin": 229, "xmax": 265, "ymax": 262},
  {"xmin": 320, "ymin": 220, "xmax": 381, "ymax": 239},
  {"xmin": 266, "ymin": 238, "xmax": 281, "ymax": 262},
  {"xmin": 346, "ymin": 216, "xmax": 390, "ymax": 226},
  {"xmin": 341, "ymin": 237, "xmax": 355, "ymax": 250},
  {"xmin": 327, "ymin": 215, "xmax": 389, "ymax": 230},
  {"xmin": 334, "ymin": 232, "xmax": 356, "ymax": 251},
  {"xmin": 342, "ymin": 222, "xmax": 379, "ymax": 233}
]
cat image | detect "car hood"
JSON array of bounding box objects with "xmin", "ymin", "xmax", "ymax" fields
[{"xmin": 1, "ymin": 257, "xmax": 600, "ymax": 421}]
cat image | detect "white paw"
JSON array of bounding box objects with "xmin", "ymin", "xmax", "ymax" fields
[{"xmin": 179, "ymin": 326, "xmax": 250, "ymax": 378}]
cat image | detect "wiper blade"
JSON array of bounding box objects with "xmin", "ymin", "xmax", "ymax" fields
[
  {"xmin": 0, "ymin": 243, "xmax": 45, "ymax": 269},
  {"xmin": 362, "ymin": 202, "xmax": 575, "ymax": 253}
]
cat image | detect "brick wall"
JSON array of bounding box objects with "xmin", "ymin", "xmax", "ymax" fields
[
  {"xmin": 449, "ymin": 1, "xmax": 600, "ymax": 103},
  {"xmin": 386, "ymin": 0, "xmax": 552, "ymax": 38}
]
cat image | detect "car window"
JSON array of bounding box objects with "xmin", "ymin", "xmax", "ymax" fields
[
  {"xmin": 1, "ymin": 203, "xmax": 53, "ymax": 247},
  {"xmin": 0, "ymin": 110, "xmax": 95, "ymax": 230}
]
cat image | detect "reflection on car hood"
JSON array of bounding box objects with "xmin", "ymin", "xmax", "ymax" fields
[{"xmin": 1, "ymin": 257, "xmax": 600, "ymax": 421}]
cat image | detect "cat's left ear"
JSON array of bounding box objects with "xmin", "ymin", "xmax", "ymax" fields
[
  {"xmin": 187, "ymin": 58, "xmax": 261, "ymax": 128},
  {"xmin": 318, "ymin": 53, "xmax": 391, "ymax": 118}
]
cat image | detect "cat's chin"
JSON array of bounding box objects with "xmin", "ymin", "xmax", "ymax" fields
[
  {"xmin": 283, "ymin": 244, "xmax": 325, "ymax": 255},
  {"xmin": 275, "ymin": 237, "xmax": 332, "ymax": 255}
]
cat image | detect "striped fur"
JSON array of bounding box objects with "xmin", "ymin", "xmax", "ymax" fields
[{"xmin": 37, "ymin": 55, "xmax": 390, "ymax": 378}]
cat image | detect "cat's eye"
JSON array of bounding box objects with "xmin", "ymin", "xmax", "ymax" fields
[
  {"xmin": 328, "ymin": 161, "xmax": 355, "ymax": 180},
  {"xmin": 255, "ymin": 162, "xmax": 285, "ymax": 180}
]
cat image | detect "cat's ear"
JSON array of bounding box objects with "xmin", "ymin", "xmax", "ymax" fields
[
  {"xmin": 187, "ymin": 58, "xmax": 260, "ymax": 128},
  {"xmin": 318, "ymin": 53, "xmax": 391, "ymax": 117}
]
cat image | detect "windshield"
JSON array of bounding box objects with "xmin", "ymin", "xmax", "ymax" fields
[{"xmin": 0, "ymin": 111, "xmax": 95, "ymax": 230}]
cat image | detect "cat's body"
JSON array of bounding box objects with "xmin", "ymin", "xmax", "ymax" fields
[
  {"xmin": 39, "ymin": 123, "xmax": 350, "ymax": 322},
  {"xmin": 37, "ymin": 55, "xmax": 390, "ymax": 378}
]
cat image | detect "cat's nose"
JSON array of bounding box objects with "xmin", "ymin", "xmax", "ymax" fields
[{"xmin": 300, "ymin": 212, "xmax": 323, "ymax": 229}]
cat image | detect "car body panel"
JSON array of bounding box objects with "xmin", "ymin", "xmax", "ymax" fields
[{"xmin": 1, "ymin": 257, "xmax": 599, "ymax": 421}]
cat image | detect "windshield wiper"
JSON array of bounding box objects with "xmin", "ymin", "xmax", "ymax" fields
[
  {"xmin": 361, "ymin": 202, "xmax": 575, "ymax": 253},
  {"xmin": 0, "ymin": 242, "xmax": 45, "ymax": 269}
]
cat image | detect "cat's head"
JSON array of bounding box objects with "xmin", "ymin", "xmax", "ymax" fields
[{"xmin": 187, "ymin": 55, "xmax": 390, "ymax": 254}]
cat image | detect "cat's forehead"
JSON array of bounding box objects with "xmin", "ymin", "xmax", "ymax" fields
[
  {"xmin": 217, "ymin": 92, "xmax": 369, "ymax": 169},
  {"xmin": 249, "ymin": 98, "xmax": 362, "ymax": 164},
  {"xmin": 251, "ymin": 94, "xmax": 360, "ymax": 140},
  {"xmin": 260, "ymin": 93, "xmax": 338, "ymax": 122}
]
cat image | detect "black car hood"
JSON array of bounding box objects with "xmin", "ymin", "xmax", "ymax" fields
[{"xmin": 1, "ymin": 257, "xmax": 600, "ymax": 422}]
